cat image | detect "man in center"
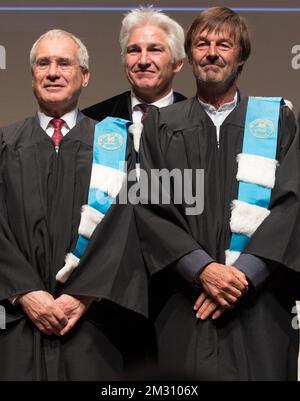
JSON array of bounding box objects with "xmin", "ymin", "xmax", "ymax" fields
[{"xmin": 83, "ymin": 7, "xmax": 186, "ymax": 125}]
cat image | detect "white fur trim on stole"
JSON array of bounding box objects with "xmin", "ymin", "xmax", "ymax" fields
[
  {"xmin": 90, "ymin": 164, "xmax": 126, "ymax": 198},
  {"xmin": 56, "ymin": 253, "xmax": 80, "ymax": 283},
  {"xmin": 225, "ymin": 250, "xmax": 241, "ymax": 266},
  {"xmin": 78, "ymin": 204, "xmax": 104, "ymax": 239},
  {"xmin": 128, "ymin": 122, "xmax": 143, "ymax": 153},
  {"xmin": 230, "ymin": 200, "xmax": 270, "ymax": 237},
  {"xmin": 284, "ymin": 99, "xmax": 293, "ymax": 110},
  {"xmin": 236, "ymin": 153, "xmax": 279, "ymax": 189}
]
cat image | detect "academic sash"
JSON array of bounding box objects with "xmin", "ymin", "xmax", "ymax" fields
[
  {"xmin": 56, "ymin": 117, "xmax": 129, "ymax": 283},
  {"xmin": 225, "ymin": 97, "xmax": 282, "ymax": 265}
]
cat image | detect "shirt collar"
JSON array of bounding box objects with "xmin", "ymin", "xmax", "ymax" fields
[
  {"xmin": 131, "ymin": 89, "xmax": 174, "ymax": 111},
  {"xmin": 38, "ymin": 108, "xmax": 78, "ymax": 131},
  {"xmin": 198, "ymin": 92, "xmax": 238, "ymax": 113}
]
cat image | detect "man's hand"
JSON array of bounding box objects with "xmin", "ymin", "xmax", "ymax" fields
[
  {"xmin": 54, "ymin": 294, "xmax": 96, "ymax": 336},
  {"xmin": 193, "ymin": 291, "xmax": 225, "ymax": 320},
  {"xmin": 18, "ymin": 290, "xmax": 68, "ymax": 336},
  {"xmin": 198, "ymin": 262, "xmax": 249, "ymax": 308}
]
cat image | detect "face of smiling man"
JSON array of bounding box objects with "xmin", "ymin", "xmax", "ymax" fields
[
  {"xmin": 124, "ymin": 24, "xmax": 183, "ymax": 103},
  {"xmin": 32, "ymin": 35, "xmax": 90, "ymax": 117},
  {"xmin": 190, "ymin": 28, "xmax": 244, "ymax": 94}
]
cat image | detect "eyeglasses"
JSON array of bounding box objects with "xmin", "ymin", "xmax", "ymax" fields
[{"xmin": 34, "ymin": 57, "xmax": 80, "ymax": 71}]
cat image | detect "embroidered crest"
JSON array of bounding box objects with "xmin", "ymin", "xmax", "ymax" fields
[
  {"xmin": 98, "ymin": 133, "xmax": 123, "ymax": 150},
  {"xmin": 248, "ymin": 118, "xmax": 274, "ymax": 139}
]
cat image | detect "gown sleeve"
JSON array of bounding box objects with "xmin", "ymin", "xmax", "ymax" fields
[
  {"xmin": 0, "ymin": 130, "xmax": 45, "ymax": 303},
  {"xmin": 134, "ymin": 108, "xmax": 206, "ymax": 278}
]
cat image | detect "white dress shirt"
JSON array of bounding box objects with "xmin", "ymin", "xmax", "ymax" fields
[
  {"xmin": 198, "ymin": 92, "xmax": 238, "ymax": 145},
  {"xmin": 38, "ymin": 108, "xmax": 78, "ymax": 137}
]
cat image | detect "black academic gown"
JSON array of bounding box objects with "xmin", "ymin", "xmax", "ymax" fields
[
  {"xmin": 82, "ymin": 90, "xmax": 186, "ymax": 121},
  {"xmin": 135, "ymin": 96, "xmax": 300, "ymax": 380},
  {"xmin": 0, "ymin": 114, "xmax": 147, "ymax": 380}
]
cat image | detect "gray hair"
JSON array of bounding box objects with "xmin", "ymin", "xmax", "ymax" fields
[
  {"xmin": 30, "ymin": 29, "xmax": 89, "ymax": 69},
  {"xmin": 120, "ymin": 7, "xmax": 185, "ymax": 63}
]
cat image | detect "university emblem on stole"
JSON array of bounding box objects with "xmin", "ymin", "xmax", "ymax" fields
[
  {"xmin": 98, "ymin": 132, "xmax": 123, "ymax": 150},
  {"xmin": 248, "ymin": 118, "xmax": 275, "ymax": 139}
]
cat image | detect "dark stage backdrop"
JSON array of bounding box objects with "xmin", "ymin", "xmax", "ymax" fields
[{"xmin": 1, "ymin": 0, "xmax": 300, "ymax": 125}]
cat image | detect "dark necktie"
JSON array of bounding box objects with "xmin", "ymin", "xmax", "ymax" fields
[
  {"xmin": 50, "ymin": 118, "xmax": 64, "ymax": 150},
  {"xmin": 136, "ymin": 103, "xmax": 156, "ymax": 122}
]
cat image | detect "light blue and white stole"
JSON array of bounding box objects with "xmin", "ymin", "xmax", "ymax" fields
[
  {"xmin": 225, "ymin": 97, "xmax": 282, "ymax": 265},
  {"xmin": 56, "ymin": 117, "xmax": 129, "ymax": 283}
]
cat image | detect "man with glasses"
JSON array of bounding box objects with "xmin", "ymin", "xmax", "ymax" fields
[{"xmin": 0, "ymin": 29, "xmax": 144, "ymax": 380}]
